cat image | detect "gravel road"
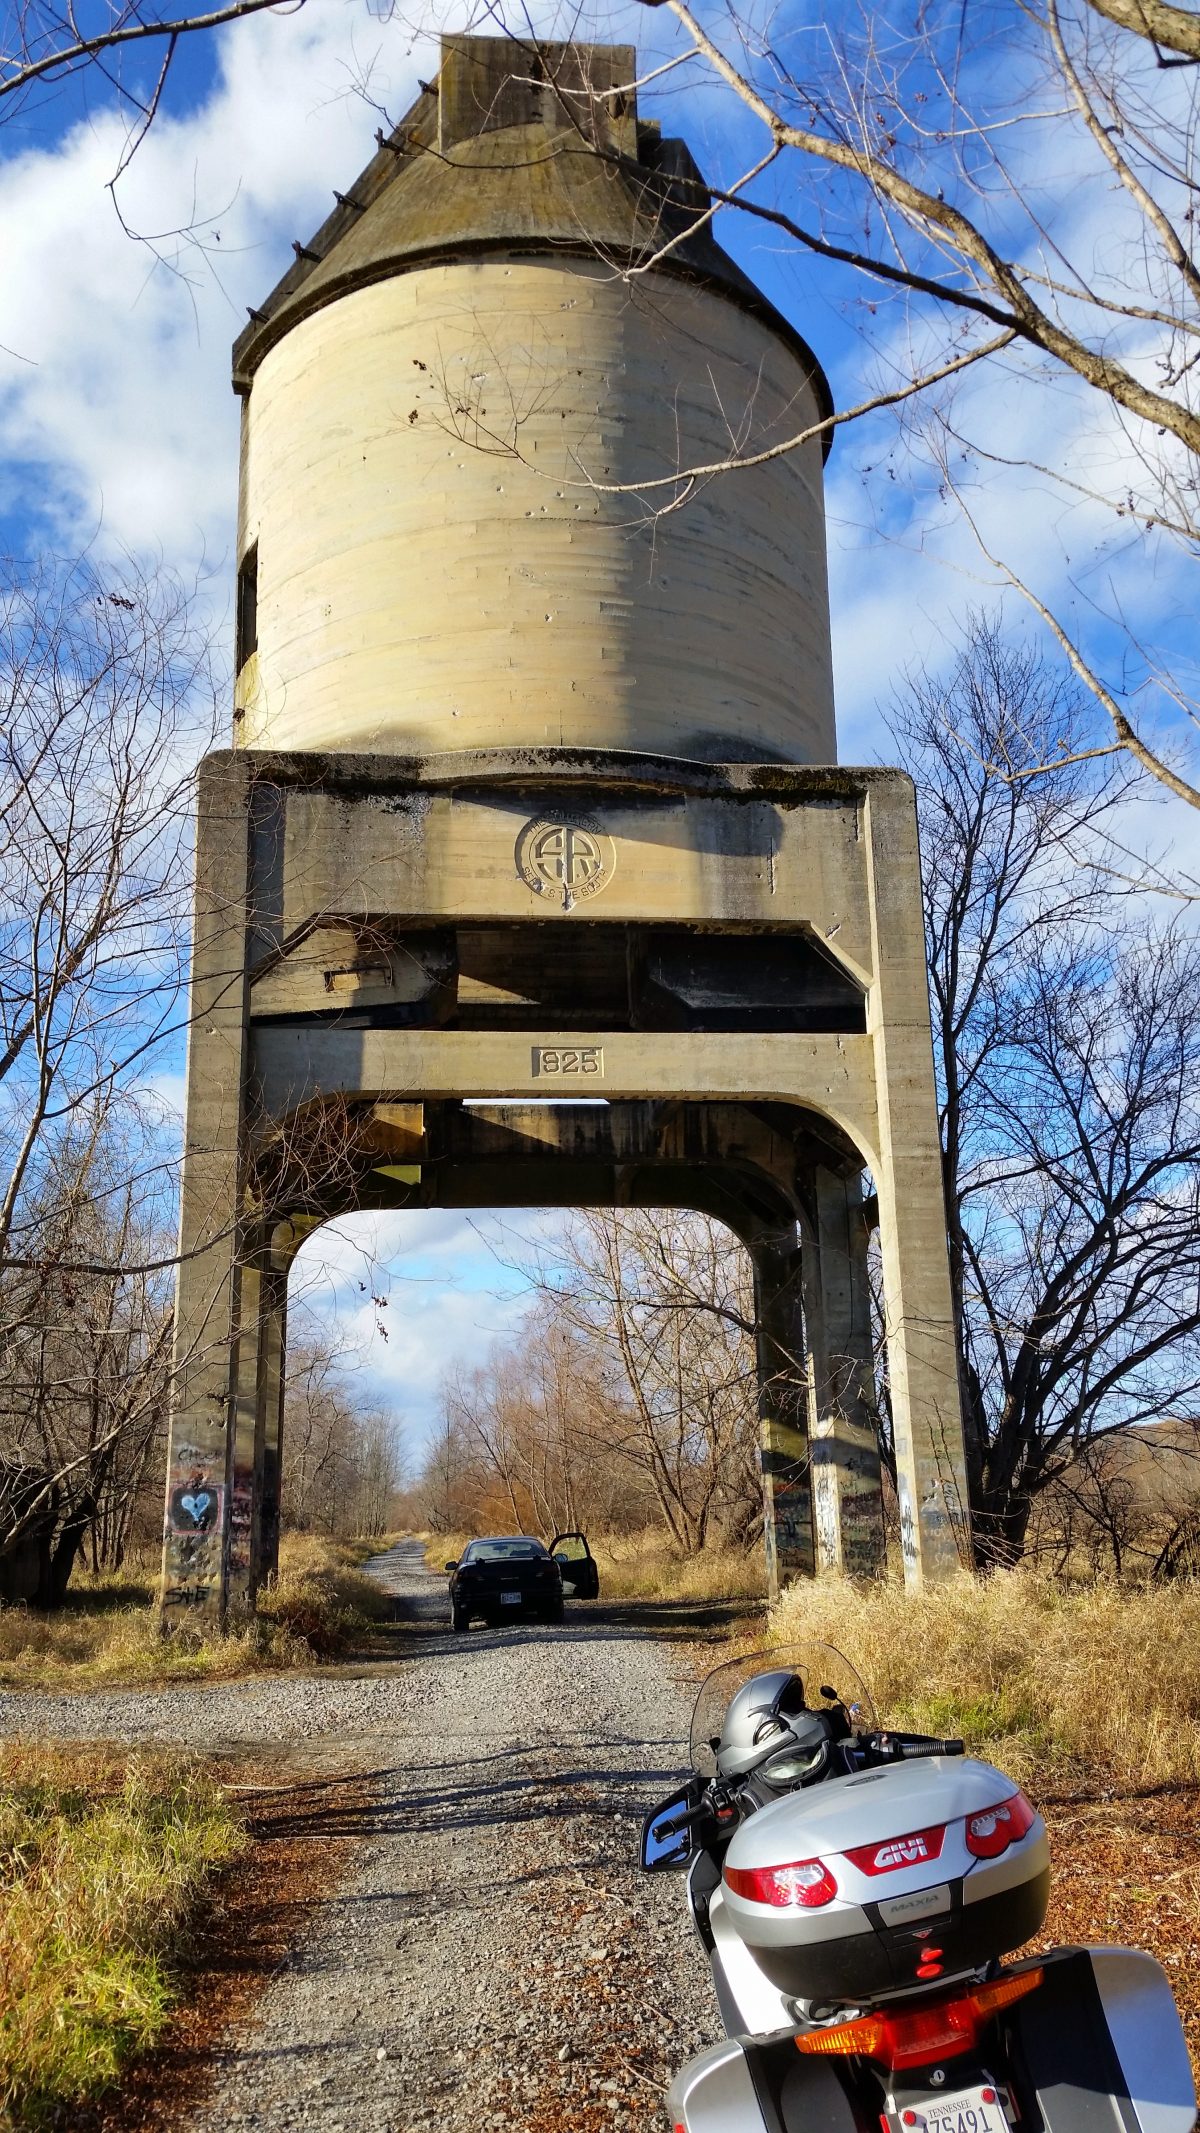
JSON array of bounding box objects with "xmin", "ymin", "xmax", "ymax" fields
[{"xmin": 1, "ymin": 1540, "xmax": 731, "ymax": 2131}]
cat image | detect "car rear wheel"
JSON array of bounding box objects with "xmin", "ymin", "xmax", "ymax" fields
[{"xmin": 541, "ymin": 1602, "xmax": 564, "ymax": 1626}]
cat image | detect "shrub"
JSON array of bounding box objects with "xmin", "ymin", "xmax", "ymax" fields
[
  {"xmin": 0, "ymin": 1533, "xmax": 396, "ymax": 1686},
  {"xmin": 256, "ymin": 1534, "xmax": 394, "ymax": 1657}
]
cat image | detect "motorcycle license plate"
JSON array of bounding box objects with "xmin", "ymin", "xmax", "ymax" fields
[
  {"xmin": 500, "ymin": 1591, "xmax": 521, "ymax": 1604},
  {"xmin": 895, "ymin": 2086, "xmax": 1011, "ymax": 2133}
]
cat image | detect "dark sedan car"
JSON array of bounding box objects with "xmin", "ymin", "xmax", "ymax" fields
[{"xmin": 446, "ymin": 1535, "xmax": 564, "ymax": 1631}]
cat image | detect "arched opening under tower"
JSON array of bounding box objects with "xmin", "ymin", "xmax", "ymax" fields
[
  {"xmin": 282, "ymin": 1194, "xmax": 772, "ymax": 1578},
  {"xmin": 160, "ymin": 746, "xmax": 971, "ymax": 1624},
  {"xmin": 205, "ymin": 1093, "xmax": 899, "ymax": 1613}
]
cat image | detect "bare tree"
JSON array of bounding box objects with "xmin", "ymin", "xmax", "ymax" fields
[
  {"xmin": 1, "ymin": 0, "xmax": 307, "ymax": 127},
  {"xmin": 472, "ymin": 6, "xmax": 1200, "ymax": 809},
  {"xmin": 0, "ymin": 554, "xmax": 208, "ymax": 1265},
  {"xmin": 434, "ymin": 1302, "xmax": 647, "ymax": 1538},
  {"xmin": 0, "ymin": 553, "xmax": 213, "ymax": 1598},
  {"xmin": 281, "ymin": 1323, "xmax": 406, "ymax": 1538},
  {"xmin": 0, "ymin": 1112, "xmax": 176, "ymax": 1598},
  {"xmin": 894, "ymin": 617, "xmax": 1200, "ymax": 1562},
  {"xmin": 498, "ymin": 1210, "xmax": 761, "ymax": 1551},
  {"xmin": 419, "ymin": 1403, "xmax": 483, "ymax": 1536}
]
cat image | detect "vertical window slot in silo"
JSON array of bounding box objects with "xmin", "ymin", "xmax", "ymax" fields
[{"xmin": 236, "ymin": 544, "xmax": 258, "ymax": 670}]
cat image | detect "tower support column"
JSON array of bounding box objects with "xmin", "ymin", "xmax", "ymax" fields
[
  {"xmin": 160, "ymin": 756, "xmax": 255, "ymax": 1627},
  {"xmin": 863, "ymin": 783, "xmax": 971, "ymax": 1582},
  {"xmin": 255, "ymin": 1260, "xmax": 289, "ymax": 1587},
  {"xmin": 753, "ymin": 1232, "xmax": 815, "ymax": 1603},
  {"xmin": 802, "ymin": 1167, "xmax": 885, "ymax": 1578}
]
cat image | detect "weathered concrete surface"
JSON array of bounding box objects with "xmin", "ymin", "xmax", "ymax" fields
[
  {"xmin": 232, "ymin": 35, "xmax": 834, "ymax": 768},
  {"xmin": 236, "ymin": 262, "xmax": 836, "ymax": 766},
  {"xmin": 158, "ymin": 37, "xmax": 971, "ymax": 1622}
]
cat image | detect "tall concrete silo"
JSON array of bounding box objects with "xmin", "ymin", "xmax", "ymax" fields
[{"xmin": 161, "ymin": 36, "xmax": 971, "ymax": 1621}]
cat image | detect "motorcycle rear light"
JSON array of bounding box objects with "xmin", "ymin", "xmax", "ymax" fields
[
  {"xmin": 844, "ymin": 1823, "xmax": 947, "ymax": 1875},
  {"xmin": 725, "ymin": 1857, "xmax": 838, "ymax": 1908},
  {"xmin": 795, "ymin": 1967, "xmax": 1044, "ymax": 2069},
  {"xmin": 965, "ymin": 1791, "xmax": 1036, "ymax": 1859}
]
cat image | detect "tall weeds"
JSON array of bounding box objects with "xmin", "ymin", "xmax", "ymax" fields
[
  {"xmin": 773, "ymin": 1570, "xmax": 1200, "ymax": 1790},
  {"xmin": 0, "ymin": 1743, "xmax": 242, "ymax": 2126}
]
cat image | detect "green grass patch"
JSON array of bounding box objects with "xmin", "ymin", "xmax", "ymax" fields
[{"xmin": 0, "ymin": 1742, "xmax": 243, "ymax": 2127}]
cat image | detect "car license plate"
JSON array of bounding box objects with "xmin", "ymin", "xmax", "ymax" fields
[
  {"xmin": 895, "ymin": 2085, "xmax": 1011, "ymax": 2133},
  {"xmin": 499, "ymin": 1591, "xmax": 521, "ymax": 1604}
]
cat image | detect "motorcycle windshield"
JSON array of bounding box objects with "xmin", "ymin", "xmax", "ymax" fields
[{"xmin": 688, "ymin": 1642, "xmax": 877, "ymax": 1777}]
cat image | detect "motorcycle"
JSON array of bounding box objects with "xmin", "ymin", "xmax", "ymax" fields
[{"xmin": 642, "ymin": 1643, "xmax": 1197, "ymax": 2133}]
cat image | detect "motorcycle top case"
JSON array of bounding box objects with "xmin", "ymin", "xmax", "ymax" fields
[{"xmin": 721, "ymin": 1757, "xmax": 1049, "ymax": 2002}]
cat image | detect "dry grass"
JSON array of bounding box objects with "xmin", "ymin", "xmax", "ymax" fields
[
  {"xmin": 0, "ymin": 1741, "xmax": 243, "ymax": 2127},
  {"xmin": 773, "ymin": 1568, "xmax": 1200, "ymax": 1790},
  {"xmin": 0, "ymin": 1534, "xmax": 398, "ymax": 1688},
  {"xmin": 590, "ymin": 1530, "xmax": 766, "ymax": 1603},
  {"xmin": 423, "ymin": 1527, "xmax": 767, "ymax": 1604},
  {"xmin": 255, "ymin": 1532, "xmax": 396, "ymax": 1657}
]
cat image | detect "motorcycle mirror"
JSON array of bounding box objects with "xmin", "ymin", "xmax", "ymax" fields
[
  {"xmin": 820, "ymin": 1685, "xmax": 838, "ymax": 1701},
  {"xmin": 640, "ymin": 1788, "xmax": 695, "ymax": 1873}
]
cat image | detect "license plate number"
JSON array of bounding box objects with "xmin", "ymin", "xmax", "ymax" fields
[
  {"xmin": 500, "ymin": 1591, "xmax": 521, "ymax": 1604},
  {"xmin": 899, "ymin": 2086, "xmax": 1010, "ymax": 2133}
]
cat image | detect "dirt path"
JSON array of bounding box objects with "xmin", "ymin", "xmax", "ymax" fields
[
  {"xmin": 3, "ymin": 1542, "xmax": 744, "ymax": 2131},
  {"xmin": 11, "ymin": 1551, "xmax": 1192, "ymax": 2128}
]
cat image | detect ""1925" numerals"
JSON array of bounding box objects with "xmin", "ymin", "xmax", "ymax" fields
[{"xmin": 533, "ymin": 1046, "xmax": 605, "ymax": 1077}]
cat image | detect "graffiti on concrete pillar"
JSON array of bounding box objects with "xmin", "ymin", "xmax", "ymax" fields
[
  {"xmin": 897, "ymin": 1473, "xmax": 918, "ymax": 1574},
  {"xmin": 163, "ymin": 1462, "xmax": 225, "ymax": 1607},
  {"xmin": 228, "ymin": 1475, "xmax": 254, "ymax": 1581},
  {"xmin": 760, "ymin": 1419, "xmax": 814, "ymax": 1584},
  {"xmin": 168, "ymin": 1478, "xmax": 222, "ymax": 1534},
  {"xmin": 810, "ymin": 1439, "xmax": 841, "ymax": 1574}
]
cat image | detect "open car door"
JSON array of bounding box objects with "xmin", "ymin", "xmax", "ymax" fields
[{"xmin": 550, "ymin": 1531, "xmax": 599, "ymax": 1599}]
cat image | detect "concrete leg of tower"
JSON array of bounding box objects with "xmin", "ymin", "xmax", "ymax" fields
[
  {"xmin": 225, "ymin": 1249, "xmax": 265, "ymax": 1611},
  {"xmin": 159, "ymin": 755, "xmax": 254, "ymax": 1629},
  {"xmin": 862, "ymin": 781, "xmax": 971, "ymax": 1582},
  {"xmin": 802, "ymin": 1166, "xmax": 885, "ymax": 1579},
  {"xmin": 256, "ymin": 1255, "xmax": 289, "ymax": 1587},
  {"xmin": 752, "ymin": 1233, "xmax": 814, "ymax": 1603}
]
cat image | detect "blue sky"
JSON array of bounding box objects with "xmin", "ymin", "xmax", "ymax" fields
[{"xmin": 4, "ymin": 0, "xmax": 1197, "ymax": 1450}]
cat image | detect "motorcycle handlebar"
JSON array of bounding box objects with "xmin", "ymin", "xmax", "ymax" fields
[
  {"xmin": 865, "ymin": 1731, "xmax": 966, "ymax": 1761},
  {"xmin": 898, "ymin": 1737, "xmax": 965, "ymax": 1758},
  {"xmin": 656, "ymin": 1802, "xmax": 709, "ymax": 1838}
]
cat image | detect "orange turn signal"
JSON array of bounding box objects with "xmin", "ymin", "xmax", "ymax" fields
[{"xmin": 795, "ymin": 1967, "xmax": 1045, "ymax": 2071}]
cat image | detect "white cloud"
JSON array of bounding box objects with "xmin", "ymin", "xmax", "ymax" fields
[
  {"xmin": 287, "ymin": 1207, "xmax": 556, "ymax": 1443},
  {"xmin": 0, "ymin": 0, "xmax": 435, "ymax": 573}
]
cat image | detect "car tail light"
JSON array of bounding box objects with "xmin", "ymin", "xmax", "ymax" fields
[
  {"xmin": 844, "ymin": 1823, "xmax": 947, "ymax": 1875},
  {"xmin": 965, "ymin": 1791, "xmax": 1036, "ymax": 1859},
  {"xmin": 725, "ymin": 1858, "xmax": 838, "ymax": 1908},
  {"xmin": 795, "ymin": 1968, "xmax": 1044, "ymax": 2069}
]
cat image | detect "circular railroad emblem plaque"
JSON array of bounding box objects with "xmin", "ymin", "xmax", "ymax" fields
[{"xmin": 515, "ymin": 817, "xmax": 616, "ymax": 911}]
